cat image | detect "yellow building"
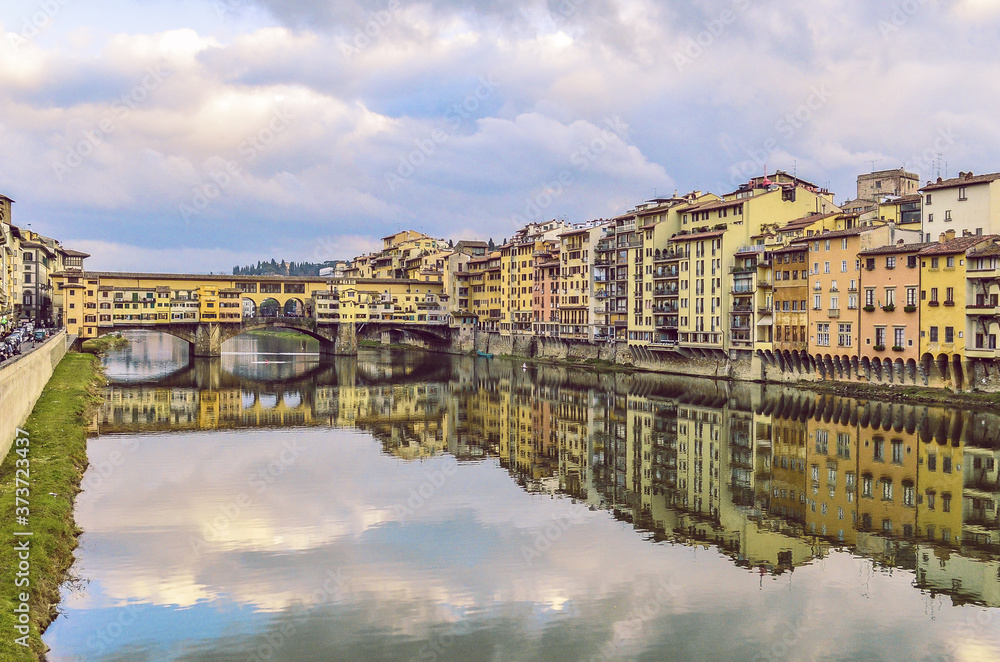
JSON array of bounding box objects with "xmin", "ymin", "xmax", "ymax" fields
[
  {"xmin": 558, "ymin": 227, "xmax": 597, "ymax": 340},
  {"xmin": 671, "ymin": 174, "xmax": 839, "ymax": 359},
  {"xmin": 500, "ymin": 220, "xmax": 572, "ymax": 337},
  {"xmin": 918, "ymin": 232, "xmax": 994, "ymax": 386}
]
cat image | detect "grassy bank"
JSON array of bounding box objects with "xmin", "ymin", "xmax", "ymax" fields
[
  {"xmin": 80, "ymin": 334, "xmax": 129, "ymax": 355},
  {"xmin": 243, "ymin": 328, "xmax": 319, "ymax": 342},
  {"xmin": 797, "ymin": 378, "xmax": 1000, "ymax": 412},
  {"xmin": 359, "ymin": 339, "xmax": 413, "ymax": 350},
  {"xmin": 0, "ymin": 353, "xmax": 103, "ymax": 660}
]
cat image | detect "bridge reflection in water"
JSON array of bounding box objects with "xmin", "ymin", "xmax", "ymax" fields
[{"xmin": 96, "ymin": 344, "xmax": 1000, "ymax": 608}]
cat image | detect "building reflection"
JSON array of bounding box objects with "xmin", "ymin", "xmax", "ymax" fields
[{"xmin": 96, "ymin": 351, "xmax": 1000, "ymax": 607}]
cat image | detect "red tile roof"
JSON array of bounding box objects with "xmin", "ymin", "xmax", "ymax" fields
[
  {"xmin": 917, "ymin": 235, "xmax": 997, "ymax": 255},
  {"xmin": 920, "ymin": 172, "xmax": 1000, "ymax": 192}
]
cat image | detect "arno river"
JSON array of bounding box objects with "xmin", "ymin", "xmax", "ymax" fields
[{"xmin": 43, "ymin": 331, "xmax": 1000, "ymax": 661}]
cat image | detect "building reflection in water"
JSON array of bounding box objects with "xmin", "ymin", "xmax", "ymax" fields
[{"xmin": 97, "ymin": 347, "xmax": 1000, "ymax": 608}]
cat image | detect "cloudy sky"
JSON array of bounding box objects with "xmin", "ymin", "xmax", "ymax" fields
[{"xmin": 2, "ymin": 0, "xmax": 998, "ymax": 272}]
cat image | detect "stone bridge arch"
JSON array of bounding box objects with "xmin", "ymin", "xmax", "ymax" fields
[{"xmin": 355, "ymin": 322, "xmax": 452, "ymax": 348}]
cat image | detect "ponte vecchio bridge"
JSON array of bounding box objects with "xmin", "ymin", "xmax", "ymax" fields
[{"xmin": 52, "ymin": 271, "xmax": 457, "ymax": 357}]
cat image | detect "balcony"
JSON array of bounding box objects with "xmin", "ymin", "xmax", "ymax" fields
[
  {"xmin": 828, "ymin": 308, "xmax": 840, "ymax": 318},
  {"xmin": 967, "ymin": 266, "xmax": 1000, "ymax": 278},
  {"xmin": 967, "ymin": 303, "xmax": 1000, "ymax": 315},
  {"xmin": 654, "ymin": 250, "xmax": 685, "ymax": 262},
  {"xmin": 758, "ymin": 306, "xmax": 773, "ymax": 315},
  {"xmin": 758, "ymin": 281, "xmax": 772, "ymax": 289}
]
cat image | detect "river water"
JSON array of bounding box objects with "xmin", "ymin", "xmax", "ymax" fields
[{"xmin": 43, "ymin": 331, "xmax": 1000, "ymax": 661}]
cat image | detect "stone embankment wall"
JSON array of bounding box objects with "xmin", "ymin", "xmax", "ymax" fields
[
  {"xmin": 459, "ymin": 331, "xmax": 1000, "ymax": 393},
  {"xmin": 0, "ymin": 331, "xmax": 69, "ymax": 458}
]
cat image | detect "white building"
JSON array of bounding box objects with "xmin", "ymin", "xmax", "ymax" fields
[{"xmin": 919, "ymin": 172, "xmax": 1000, "ymax": 242}]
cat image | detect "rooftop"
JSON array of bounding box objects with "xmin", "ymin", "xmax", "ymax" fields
[
  {"xmin": 920, "ymin": 172, "xmax": 1000, "ymax": 192},
  {"xmin": 918, "ymin": 235, "xmax": 997, "ymax": 256},
  {"xmin": 857, "ymin": 242, "xmax": 935, "ymax": 256}
]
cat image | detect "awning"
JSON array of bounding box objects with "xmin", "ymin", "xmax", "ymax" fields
[{"xmin": 757, "ymin": 316, "xmax": 773, "ymax": 326}]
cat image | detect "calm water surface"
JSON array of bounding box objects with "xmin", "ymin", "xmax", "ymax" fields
[{"xmin": 43, "ymin": 331, "xmax": 1000, "ymax": 661}]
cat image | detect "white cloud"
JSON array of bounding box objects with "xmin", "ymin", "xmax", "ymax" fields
[{"xmin": 1, "ymin": 2, "xmax": 1000, "ymax": 269}]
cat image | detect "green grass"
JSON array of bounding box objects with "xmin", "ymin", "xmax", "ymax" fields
[
  {"xmin": 359, "ymin": 339, "xmax": 413, "ymax": 350},
  {"xmin": 80, "ymin": 334, "xmax": 129, "ymax": 355},
  {"xmin": 242, "ymin": 328, "xmax": 319, "ymax": 341},
  {"xmin": 0, "ymin": 353, "xmax": 103, "ymax": 661}
]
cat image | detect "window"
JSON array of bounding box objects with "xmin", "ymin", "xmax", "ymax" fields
[
  {"xmin": 875, "ymin": 326, "xmax": 886, "ymax": 348},
  {"xmin": 816, "ymin": 430, "xmax": 829, "ymax": 454},
  {"xmin": 946, "ymin": 287, "xmax": 954, "ymax": 304},
  {"xmin": 838, "ymin": 323, "xmax": 852, "ymax": 347},
  {"xmin": 824, "ymin": 262, "xmax": 830, "ymax": 274},
  {"xmin": 927, "ymin": 454, "xmax": 937, "ymax": 471},
  {"xmin": 903, "ymin": 482, "xmax": 915, "ymax": 507},
  {"xmin": 862, "ymin": 475, "xmax": 873, "ymax": 498},
  {"xmin": 814, "ymin": 294, "xmax": 821, "ymax": 310},
  {"xmin": 894, "ymin": 327, "xmax": 905, "ymax": 348},
  {"xmin": 891, "ymin": 440, "xmax": 904, "ymax": 463},
  {"xmin": 837, "ymin": 433, "xmax": 851, "ymax": 459},
  {"xmin": 931, "ymin": 258, "xmax": 939, "ymax": 268},
  {"xmin": 886, "ymin": 256, "xmax": 896, "ymax": 269},
  {"xmin": 865, "ymin": 289, "xmax": 875, "ymax": 306},
  {"xmin": 841, "ymin": 260, "xmax": 848, "ymax": 272},
  {"xmin": 930, "ymin": 326, "xmax": 938, "ymax": 342},
  {"xmin": 873, "ymin": 439, "xmax": 884, "ymax": 462},
  {"xmin": 942, "ymin": 494, "xmax": 952, "ymax": 512},
  {"xmin": 882, "ymin": 479, "xmax": 893, "ymax": 501},
  {"xmin": 906, "ymin": 288, "xmax": 917, "ymax": 306},
  {"xmin": 907, "ymin": 255, "xmax": 917, "ymax": 268},
  {"xmin": 930, "ymin": 287, "xmax": 938, "ymax": 303},
  {"xmin": 947, "ymin": 256, "xmax": 955, "ymax": 268},
  {"xmin": 817, "ymin": 323, "xmax": 830, "ymax": 346},
  {"xmin": 943, "ymin": 456, "xmax": 952, "ymax": 473},
  {"xmin": 945, "ymin": 326, "xmax": 954, "ymax": 343},
  {"xmin": 928, "ymin": 214, "xmax": 934, "ymax": 223},
  {"xmin": 926, "ymin": 193, "xmax": 932, "ymax": 205},
  {"xmin": 945, "ymin": 210, "xmax": 952, "ymax": 222},
  {"xmin": 885, "ymin": 289, "xmax": 895, "ymax": 306}
]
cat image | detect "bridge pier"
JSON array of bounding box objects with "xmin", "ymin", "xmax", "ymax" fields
[
  {"xmin": 191, "ymin": 323, "xmax": 224, "ymax": 358},
  {"xmin": 321, "ymin": 322, "xmax": 358, "ymax": 357}
]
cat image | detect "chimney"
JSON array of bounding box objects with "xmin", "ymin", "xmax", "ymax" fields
[
  {"xmin": 945, "ymin": 229, "xmax": 956, "ymax": 241},
  {"xmin": 939, "ymin": 232, "xmax": 947, "ymax": 243},
  {"xmin": 937, "ymin": 177, "xmax": 943, "ymax": 183},
  {"xmin": 963, "ymin": 229, "xmax": 972, "ymax": 237},
  {"xmin": 959, "ymin": 172, "xmax": 966, "ymax": 179},
  {"xmin": 966, "ymin": 171, "xmax": 974, "ymax": 180}
]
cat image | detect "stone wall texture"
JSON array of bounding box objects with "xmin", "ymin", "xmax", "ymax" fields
[{"xmin": 0, "ymin": 331, "xmax": 69, "ymax": 458}]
